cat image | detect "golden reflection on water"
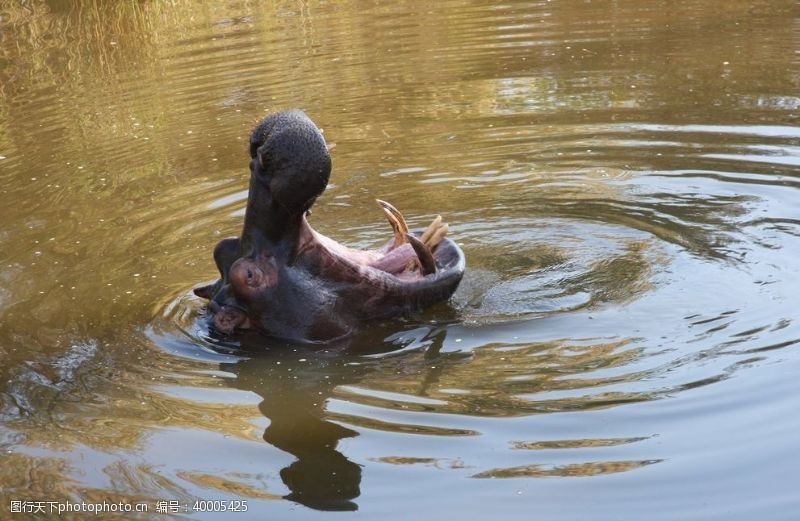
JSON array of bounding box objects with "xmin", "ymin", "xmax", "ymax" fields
[
  {"xmin": 1, "ymin": 0, "xmax": 800, "ymax": 517},
  {"xmin": 471, "ymin": 459, "xmax": 662, "ymax": 479},
  {"xmin": 331, "ymin": 338, "xmax": 651, "ymax": 419}
]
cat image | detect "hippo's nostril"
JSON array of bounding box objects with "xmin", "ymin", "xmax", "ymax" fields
[{"xmin": 212, "ymin": 305, "xmax": 248, "ymax": 335}]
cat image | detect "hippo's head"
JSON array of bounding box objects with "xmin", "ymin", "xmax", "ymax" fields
[{"xmin": 194, "ymin": 110, "xmax": 465, "ymax": 343}]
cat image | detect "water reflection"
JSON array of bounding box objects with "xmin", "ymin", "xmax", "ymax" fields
[
  {"xmin": 223, "ymin": 353, "xmax": 366, "ymax": 511},
  {"xmin": 210, "ymin": 331, "xmax": 649, "ymax": 510},
  {"xmin": 174, "ymin": 320, "xmax": 663, "ymax": 510},
  {"xmin": 202, "ymin": 324, "xmax": 456, "ymax": 510}
]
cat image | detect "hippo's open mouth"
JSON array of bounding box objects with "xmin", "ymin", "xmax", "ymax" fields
[{"xmin": 193, "ymin": 110, "xmax": 465, "ymax": 344}]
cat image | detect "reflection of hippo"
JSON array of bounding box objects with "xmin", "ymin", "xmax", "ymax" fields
[
  {"xmin": 223, "ymin": 353, "xmax": 366, "ymax": 511},
  {"xmin": 194, "ymin": 110, "xmax": 465, "ymax": 343}
]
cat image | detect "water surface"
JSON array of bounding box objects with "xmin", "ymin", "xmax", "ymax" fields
[{"xmin": 1, "ymin": 1, "xmax": 799, "ymax": 519}]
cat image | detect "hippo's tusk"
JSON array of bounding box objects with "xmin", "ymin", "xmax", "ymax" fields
[
  {"xmin": 326, "ymin": 142, "xmax": 336, "ymax": 151},
  {"xmin": 376, "ymin": 199, "xmax": 409, "ymax": 249},
  {"xmin": 405, "ymin": 233, "xmax": 437, "ymax": 276},
  {"xmin": 401, "ymin": 215, "xmax": 449, "ymax": 272},
  {"xmin": 419, "ymin": 215, "xmax": 442, "ymax": 244},
  {"xmin": 427, "ymin": 222, "xmax": 449, "ymax": 251}
]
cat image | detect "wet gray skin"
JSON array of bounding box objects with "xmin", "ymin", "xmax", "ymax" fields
[{"xmin": 194, "ymin": 110, "xmax": 465, "ymax": 343}]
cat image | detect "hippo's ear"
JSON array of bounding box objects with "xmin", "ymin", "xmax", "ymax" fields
[{"xmin": 193, "ymin": 283, "xmax": 216, "ymax": 300}]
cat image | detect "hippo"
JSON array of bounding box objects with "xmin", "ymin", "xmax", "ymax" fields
[{"xmin": 194, "ymin": 110, "xmax": 465, "ymax": 343}]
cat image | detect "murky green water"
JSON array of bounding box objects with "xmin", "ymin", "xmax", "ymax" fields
[{"xmin": 1, "ymin": 0, "xmax": 799, "ymax": 519}]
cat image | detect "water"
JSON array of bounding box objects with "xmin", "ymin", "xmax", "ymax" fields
[{"xmin": 1, "ymin": 0, "xmax": 799, "ymax": 519}]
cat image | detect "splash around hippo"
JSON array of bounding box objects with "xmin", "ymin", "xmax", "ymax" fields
[{"xmin": 193, "ymin": 110, "xmax": 465, "ymax": 343}]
